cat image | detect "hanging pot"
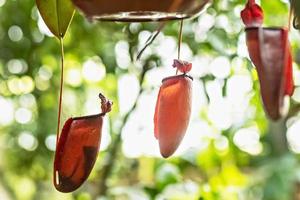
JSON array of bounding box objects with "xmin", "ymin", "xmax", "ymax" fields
[
  {"xmin": 54, "ymin": 93, "xmax": 112, "ymax": 193},
  {"xmin": 245, "ymin": 27, "xmax": 293, "ymax": 120},
  {"xmin": 71, "ymin": 0, "xmax": 210, "ymax": 22}
]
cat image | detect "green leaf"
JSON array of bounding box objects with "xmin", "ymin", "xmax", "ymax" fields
[{"xmin": 36, "ymin": 0, "xmax": 75, "ymax": 38}]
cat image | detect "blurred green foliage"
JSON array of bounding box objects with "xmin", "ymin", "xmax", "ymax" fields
[{"xmin": 1, "ymin": 0, "xmax": 300, "ymax": 200}]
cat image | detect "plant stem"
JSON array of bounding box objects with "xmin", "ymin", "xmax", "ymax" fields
[
  {"xmin": 176, "ymin": 19, "xmax": 184, "ymax": 75},
  {"xmin": 248, "ymin": 0, "xmax": 255, "ymax": 6},
  {"xmin": 56, "ymin": 37, "xmax": 64, "ymax": 142},
  {"xmin": 268, "ymin": 118, "xmax": 288, "ymax": 156},
  {"xmin": 136, "ymin": 22, "xmax": 165, "ymax": 60},
  {"xmin": 178, "ymin": 19, "xmax": 183, "ymax": 60},
  {"xmin": 289, "ymin": 1, "xmax": 293, "ymax": 31}
]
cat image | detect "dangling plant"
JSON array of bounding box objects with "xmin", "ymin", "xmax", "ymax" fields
[
  {"xmin": 241, "ymin": 0, "xmax": 294, "ymax": 120},
  {"xmin": 36, "ymin": 0, "xmax": 75, "ymax": 143},
  {"xmin": 154, "ymin": 20, "xmax": 193, "ymax": 158},
  {"xmin": 36, "ymin": 1, "xmax": 116, "ymax": 193}
]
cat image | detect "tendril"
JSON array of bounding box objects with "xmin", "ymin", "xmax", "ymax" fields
[{"xmin": 99, "ymin": 93, "xmax": 113, "ymax": 114}]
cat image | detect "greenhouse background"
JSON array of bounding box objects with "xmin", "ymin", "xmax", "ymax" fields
[{"xmin": 1, "ymin": 0, "xmax": 300, "ymax": 199}]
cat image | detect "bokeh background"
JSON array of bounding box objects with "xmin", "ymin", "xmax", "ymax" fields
[{"xmin": 1, "ymin": 0, "xmax": 300, "ymax": 199}]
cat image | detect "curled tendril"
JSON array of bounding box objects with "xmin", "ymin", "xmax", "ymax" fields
[
  {"xmin": 172, "ymin": 59, "xmax": 192, "ymax": 74},
  {"xmin": 136, "ymin": 23, "xmax": 165, "ymax": 60},
  {"xmin": 291, "ymin": 0, "xmax": 300, "ymax": 30},
  {"xmin": 99, "ymin": 93, "xmax": 113, "ymax": 114},
  {"xmin": 293, "ymin": 17, "xmax": 300, "ymax": 30}
]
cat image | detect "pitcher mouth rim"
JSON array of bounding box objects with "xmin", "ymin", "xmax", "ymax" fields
[
  {"xmin": 162, "ymin": 74, "xmax": 193, "ymax": 83},
  {"xmin": 72, "ymin": 113, "xmax": 104, "ymax": 120},
  {"xmin": 245, "ymin": 27, "xmax": 287, "ymax": 31}
]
